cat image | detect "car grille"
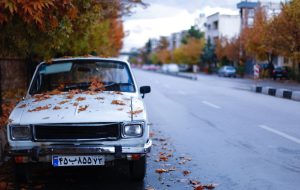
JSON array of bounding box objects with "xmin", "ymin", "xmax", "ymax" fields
[{"xmin": 33, "ymin": 123, "xmax": 120, "ymax": 141}]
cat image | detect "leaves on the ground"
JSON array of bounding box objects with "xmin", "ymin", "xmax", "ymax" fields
[
  {"xmin": 155, "ymin": 169, "xmax": 168, "ymax": 174},
  {"xmin": 183, "ymin": 170, "xmax": 191, "ymax": 176},
  {"xmin": 28, "ymin": 105, "xmax": 50, "ymax": 112},
  {"xmin": 111, "ymin": 100, "xmax": 126, "ymax": 105},
  {"xmin": 78, "ymin": 105, "xmax": 88, "ymax": 112}
]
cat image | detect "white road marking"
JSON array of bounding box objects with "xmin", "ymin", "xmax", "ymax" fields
[
  {"xmin": 258, "ymin": 125, "xmax": 300, "ymax": 145},
  {"xmin": 202, "ymin": 101, "xmax": 221, "ymax": 109}
]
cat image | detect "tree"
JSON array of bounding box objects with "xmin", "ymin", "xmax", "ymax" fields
[
  {"xmin": 270, "ymin": 0, "xmax": 300, "ymax": 71},
  {"xmin": 181, "ymin": 25, "xmax": 204, "ymax": 44}
]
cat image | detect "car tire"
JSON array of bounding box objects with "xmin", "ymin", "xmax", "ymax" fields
[{"xmin": 129, "ymin": 156, "xmax": 146, "ymax": 181}]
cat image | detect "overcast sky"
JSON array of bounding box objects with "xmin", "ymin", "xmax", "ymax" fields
[{"xmin": 122, "ymin": 0, "xmax": 282, "ymax": 52}]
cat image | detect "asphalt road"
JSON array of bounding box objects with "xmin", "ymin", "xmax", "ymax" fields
[
  {"xmin": 1, "ymin": 69, "xmax": 300, "ymax": 190},
  {"xmin": 135, "ymin": 69, "xmax": 300, "ymax": 190}
]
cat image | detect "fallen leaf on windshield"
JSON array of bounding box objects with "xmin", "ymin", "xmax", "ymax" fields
[
  {"xmin": 183, "ymin": 170, "xmax": 191, "ymax": 176},
  {"xmin": 58, "ymin": 100, "xmax": 69, "ymax": 105},
  {"xmin": 18, "ymin": 104, "xmax": 27, "ymax": 108},
  {"xmin": 128, "ymin": 109, "xmax": 143, "ymax": 115},
  {"xmin": 53, "ymin": 106, "xmax": 61, "ymax": 110},
  {"xmin": 76, "ymin": 97, "xmax": 86, "ymax": 101},
  {"xmin": 155, "ymin": 169, "xmax": 168, "ymax": 174},
  {"xmin": 111, "ymin": 100, "xmax": 126, "ymax": 105},
  {"xmin": 89, "ymin": 78, "xmax": 105, "ymax": 91},
  {"xmin": 28, "ymin": 105, "xmax": 50, "ymax": 112},
  {"xmin": 78, "ymin": 105, "xmax": 88, "ymax": 112}
]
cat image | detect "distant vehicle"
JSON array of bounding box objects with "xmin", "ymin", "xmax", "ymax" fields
[
  {"xmin": 218, "ymin": 66, "xmax": 236, "ymax": 77},
  {"xmin": 142, "ymin": 64, "xmax": 160, "ymax": 71},
  {"xmin": 178, "ymin": 64, "xmax": 190, "ymax": 72},
  {"xmin": 161, "ymin": 64, "xmax": 179, "ymax": 73},
  {"xmin": 273, "ymin": 66, "xmax": 289, "ymax": 80}
]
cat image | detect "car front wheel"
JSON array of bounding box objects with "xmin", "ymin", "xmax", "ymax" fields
[{"xmin": 129, "ymin": 156, "xmax": 146, "ymax": 181}]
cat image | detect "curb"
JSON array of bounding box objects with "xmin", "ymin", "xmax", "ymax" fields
[
  {"xmin": 151, "ymin": 71, "xmax": 198, "ymax": 80},
  {"xmin": 251, "ymin": 85, "xmax": 300, "ymax": 101}
]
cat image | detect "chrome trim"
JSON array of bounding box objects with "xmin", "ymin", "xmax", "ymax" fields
[
  {"xmin": 32, "ymin": 123, "xmax": 121, "ymax": 142},
  {"xmin": 7, "ymin": 140, "xmax": 152, "ymax": 157}
]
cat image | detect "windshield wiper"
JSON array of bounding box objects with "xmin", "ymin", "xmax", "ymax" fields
[
  {"xmin": 104, "ymin": 82, "xmax": 133, "ymax": 91},
  {"xmin": 64, "ymin": 82, "xmax": 90, "ymax": 90}
]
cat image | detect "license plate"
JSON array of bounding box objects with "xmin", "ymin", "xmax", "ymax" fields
[{"xmin": 52, "ymin": 155, "xmax": 105, "ymax": 167}]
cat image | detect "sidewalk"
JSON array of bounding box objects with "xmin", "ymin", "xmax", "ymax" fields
[{"xmin": 177, "ymin": 72, "xmax": 300, "ymax": 102}]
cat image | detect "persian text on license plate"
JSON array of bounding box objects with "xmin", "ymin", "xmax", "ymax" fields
[{"xmin": 52, "ymin": 155, "xmax": 105, "ymax": 167}]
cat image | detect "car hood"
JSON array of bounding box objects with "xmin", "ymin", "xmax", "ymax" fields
[{"xmin": 9, "ymin": 92, "xmax": 146, "ymax": 125}]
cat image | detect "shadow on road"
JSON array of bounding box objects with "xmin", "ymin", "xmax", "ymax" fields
[{"xmin": 0, "ymin": 160, "xmax": 145, "ymax": 190}]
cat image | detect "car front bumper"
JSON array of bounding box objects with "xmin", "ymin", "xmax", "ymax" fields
[{"xmin": 6, "ymin": 139, "xmax": 152, "ymax": 162}]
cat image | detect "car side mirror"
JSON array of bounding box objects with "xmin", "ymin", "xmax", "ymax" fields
[{"xmin": 140, "ymin": 86, "xmax": 151, "ymax": 98}]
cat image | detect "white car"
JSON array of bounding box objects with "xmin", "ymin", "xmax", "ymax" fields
[
  {"xmin": 0, "ymin": 57, "xmax": 151, "ymax": 181},
  {"xmin": 161, "ymin": 64, "xmax": 179, "ymax": 73}
]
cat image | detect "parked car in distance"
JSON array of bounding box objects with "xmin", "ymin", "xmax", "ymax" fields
[
  {"xmin": 218, "ymin": 66, "xmax": 237, "ymax": 77},
  {"xmin": 161, "ymin": 64, "xmax": 179, "ymax": 73},
  {"xmin": 2, "ymin": 57, "xmax": 152, "ymax": 182},
  {"xmin": 272, "ymin": 66, "xmax": 289, "ymax": 80}
]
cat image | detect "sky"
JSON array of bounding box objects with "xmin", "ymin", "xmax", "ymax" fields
[{"xmin": 122, "ymin": 0, "xmax": 282, "ymax": 52}]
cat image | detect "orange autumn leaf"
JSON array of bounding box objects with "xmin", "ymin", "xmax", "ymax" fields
[
  {"xmin": 155, "ymin": 169, "xmax": 168, "ymax": 174},
  {"xmin": 28, "ymin": 105, "xmax": 50, "ymax": 112},
  {"xmin": 53, "ymin": 106, "xmax": 61, "ymax": 110},
  {"xmin": 78, "ymin": 105, "xmax": 88, "ymax": 112},
  {"xmin": 128, "ymin": 109, "xmax": 143, "ymax": 115},
  {"xmin": 76, "ymin": 97, "xmax": 86, "ymax": 101},
  {"xmin": 111, "ymin": 100, "xmax": 125, "ymax": 105},
  {"xmin": 58, "ymin": 100, "xmax": 69, "ymax": 105}
]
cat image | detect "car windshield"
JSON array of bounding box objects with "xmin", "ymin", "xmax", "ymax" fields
[
  {"xmin": 225, "ymin": 66, "xmax": 235, "ymax": 71},
  {"xmin": 29, "ymin": 60, "xmax": 135, "ymax": 95}
]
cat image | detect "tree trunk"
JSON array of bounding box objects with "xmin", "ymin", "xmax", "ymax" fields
[{"xmin": 0, "ymin": 62, "xmax": 2, "ymax": 115}]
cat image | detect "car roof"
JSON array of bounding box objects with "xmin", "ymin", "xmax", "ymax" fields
[{"xmin": 40, "ymin": 56, "xmax": 130, "ymax": 66}]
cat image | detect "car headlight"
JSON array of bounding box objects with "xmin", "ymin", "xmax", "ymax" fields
[
  {"xmin": 10, "ymin": 125, "xmax": 31, "ymax": 140},
  {"xmin": 123, "ymin": 124, "xmax": 143, "ymax": 138}
]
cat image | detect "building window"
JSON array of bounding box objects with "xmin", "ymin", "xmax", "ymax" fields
[{"xmin": 213, "ymin": 21, "xmax": 218, "ymax": 30}]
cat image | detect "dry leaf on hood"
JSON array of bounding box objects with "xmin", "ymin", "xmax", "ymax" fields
[
  {"xmin": 58, "ymin": 100, "xmax": 69, "ymax": 105},
  {"xmin": 190, "ymin": 180, "xmax": 201, "ymax": 186},
  {"xmin": 28, "ymin": 105, "xmax": 50, "ymax": 112},
  {"xmin": 128, "ymin": 109, "xmax": 143, "ymax": 115},
  {"xmin": 66, "ymin": 94, "xmax": 74, "ymax": 99},
  {"xmin": 73, "ymin": 102, "xmax": 79, "ymax": 107},
  {"xmin": 53, "ymin": 106, "xmax": 61, "ymax": 110},
  {"xmin": 111, "ymin": 100, "xmax": 126, "ymax": 105},
  {"xmin": 76, "ymin": 97, "xmax": 86, "ymax": 101},
  {"xmin": 33, "ymin": 94, "xmax": 51, "ymax": 102},
  {"xmin": 78, "ymin": 105, "xmax": 88, "ymax": 112},
  {"xmin": 18, "ymin": 104, "xmax": 27, "ymax": 108}
]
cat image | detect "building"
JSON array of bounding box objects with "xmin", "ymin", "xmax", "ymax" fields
[
  {"xmin": 237, "ymin": 1, "xmax": 259, "ymax": 29},
  {"xmin": 205, "ymin": 13, "xmax": 241, "ymax": 44}
]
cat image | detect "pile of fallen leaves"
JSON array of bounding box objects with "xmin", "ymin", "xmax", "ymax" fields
[
  {"xmin": 0, "ymin": 102, "xmax": 16, "ymax": 126},
  {"xmin": 149, "ymin": 131, "xmax": 217, "ymax": 190}
]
